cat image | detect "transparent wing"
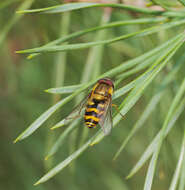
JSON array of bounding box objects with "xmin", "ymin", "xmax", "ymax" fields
[
  {"xmin": 64, "ymin": 93, "xmax": 90, "ymax": 124},
  {"xmin": 99, "ymin": 98, "xmax": 113, "ymax": 136}
]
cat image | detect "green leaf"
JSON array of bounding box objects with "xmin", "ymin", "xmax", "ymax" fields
[
  {"xmin": 14, "ymin": 96, "xmax": 71, "ymax": 143},
  {"xmin": 127, "ymin": 97, "xmax": 185, "ymax": 179},
  {"xmin": 169, "ymin": 129, "xmax": 185, "ymax": 190},
  {"xmin": 149, "ymin": 0, "xmax": 172, "ymax": 10},
  {"xmin": 113, "ymin": 57, "xmax": 184, "ymax": 160},
  {"xmin": 16, "ymin": 19, "xmax": 185, "ymax": 54},
  {"xmin": 142, "ymin": 74, "xmax": 185, "ymax": 190},
  {"xmin": 34, "ymin": 131, "xmax": 100, "ymax": 185},
  {"xmin": 15, "ymin": 26, "xmax": 161, "ymax": 54},
  {"xmin": 116, "ymin": 55, "xmax": 158, "ymax": 81},
  {"xmin": 179, "ymin": 147, "xmax": 185, "ymax": 190},
  {"xmin": 113, "ymin": 92, "xmax": 164, "ymax": 161},
  {"xmin": 48, "ymin": 55, "xmax": 157, "ymax": 97},
  {"xmin": 162, "ymin": 11, "xmax": 185, "ymax": 17},
  {"xmin": 126, "ymin": 39, "xmax": 185, "ymax": 181},
  {"xmin": 143, "ymin": 147, "xmax": 159, "ymax": 190},
  {"xmin": 45, "ymin": 119, "xmax": 80, "ymax": 160},
  {"xmin": 14, "ymin": 80, "xmax": 93, "ymax": 143},
  {"xmin": 160, "ymin": 78, "xmax": 185, "ymax": 138},
  {"xmin": 46, "ymin": 84, "xmax": 83, "ymax": 94},
  {"xmin": 0, "ymin": 0, "xmax": 34, "ymax": 46},
  {"xmin": 16, "ymin": 2, "xmax": 163, "ymax": 15},
  {"xmin": 28, "ymin": 17, "xmax": 166, "ymax": 59},
  {"xmin": 178, "ymin": 0, "xmax": 185, "ymax": 6}
]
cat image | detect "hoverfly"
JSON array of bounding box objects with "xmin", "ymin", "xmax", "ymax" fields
[{"xmin": 65, "ymin": 78, "xmax": 119, "ymax": 135}]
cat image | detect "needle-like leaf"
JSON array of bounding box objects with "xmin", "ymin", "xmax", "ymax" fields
[
  {"xmin": 45, "ymin": 119, "xmax": 80, "ymax": 160},
  {"xmin": 28, "ymin": 17, "xmax": 166, "ymax": 59},
  {"xmin": 0, "ymin": 0, "xmax": 34, "ymax": 46},
  {"xmin": 34, "ymin": 131, "xmax": 100, "ymax": 185},
  {"xmin": 45, "ymin": 84, "xmax": 83, "ymax": 94},
  {"xmin": 16, "ymin": 2, "xmax": 163, "ymax": 15},
  {"xmin": 113, "ymin": 57, "xmax": 184, "ymax": 160},
  {"xmin": 143, "ymin": 75, "xmax": 185, "ymax": 190},
  {"xmin": 126, "ymin": 97, "xmax": 185, "ymax": 179},
  {"xmin": 16, "ymin": 19, "xmax": 185, "ymax": 54},
  {"xmin": 169, "ymin": 129, "xmax": 185, "ymax": 190}
]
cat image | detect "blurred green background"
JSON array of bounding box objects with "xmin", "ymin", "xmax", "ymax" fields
[{"xmin": 1, "ymin": 0, "xmax": 185, "ymax": 190}]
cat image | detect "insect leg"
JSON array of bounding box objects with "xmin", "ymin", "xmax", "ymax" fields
[{"xmin": 112, "ymin": 104, "xmax": 124, "ymax": 118}]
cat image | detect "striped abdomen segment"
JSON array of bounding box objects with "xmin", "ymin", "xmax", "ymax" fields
[{"xmin": 84, "ymin": 100, "xmax": 105, "ymax": 128}]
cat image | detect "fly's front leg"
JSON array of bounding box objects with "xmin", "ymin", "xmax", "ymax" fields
[{"xmin": 112, "ymin": 104, "xmax": 124, "ymax": 118}]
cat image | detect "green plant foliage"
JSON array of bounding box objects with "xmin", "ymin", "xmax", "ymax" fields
[
  {"xmin": 16, "ymin": 19, "xmax": 185, "ymax": 54},
  {"xmin": 2, "ymin": 1, "xmax": 185, "ymax": 190},
  {"xmin": 169, "ymin": 129, "xmax": 185, "ymax": 190},
  {"xmin": 16, "ymin": 2, "xmax": 163, "ymax": 15},
  {"xmin": 0, "ymin": 0, "xmax": 34, "ymax": 46},
  {"xmin": 178, "ymin": 0, "xmax": 185, "ymax": 6}
]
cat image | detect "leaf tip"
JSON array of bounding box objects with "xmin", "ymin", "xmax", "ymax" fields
[
  {"xmin": 146, "ymin": 2, "xmax": 153, "ymax": 7},
  {"xmin": 16, "ymin": 10, "xmax": 24, "ymax": 14},
  {"xmin": 90, "ymin": 138, "xmax": 101, "ymax": 146},
  {"xmin": 15, "ymin": 50, "xmax": 21, "ymax": 54},
  {"xmin": 51, "ymin": 122, "xmax": 65, "ymax": 130},
  {"xmin": 50, "ymin": 126, "xmax": 58, "ymax": 130},
  {"xmin": 33, "ymin": 181, "xmax": 40, "ymax": 186},
  {"xmin": 27, "ymin": 55, "xmax": 33, "ymax": 59},
  {"xmin": 126, "ymin": 173, "xmax": 132, "ymax": 180},
  {"xmin": 112, "ymin": 155, "xmax": 117, "ymax": 161},
  {"xmin": 13, "ymin": 137, "xmax": 20, "ymax": 144},
  {"xmin": 13, "ymin": 140, "xmax": 17, "ymax": 144},
  {"xmin": 89, "ymin": 142, "xmax": 96, "ymax": 146},
  {"xmin": 44, "ymin": 156, "xmax": 49, "ymax": 161}
]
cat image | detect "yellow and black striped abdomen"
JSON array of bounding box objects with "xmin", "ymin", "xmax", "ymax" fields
[{"xmin": 84, "ymin": 99, "xmax": 105, "ymax": 128}]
